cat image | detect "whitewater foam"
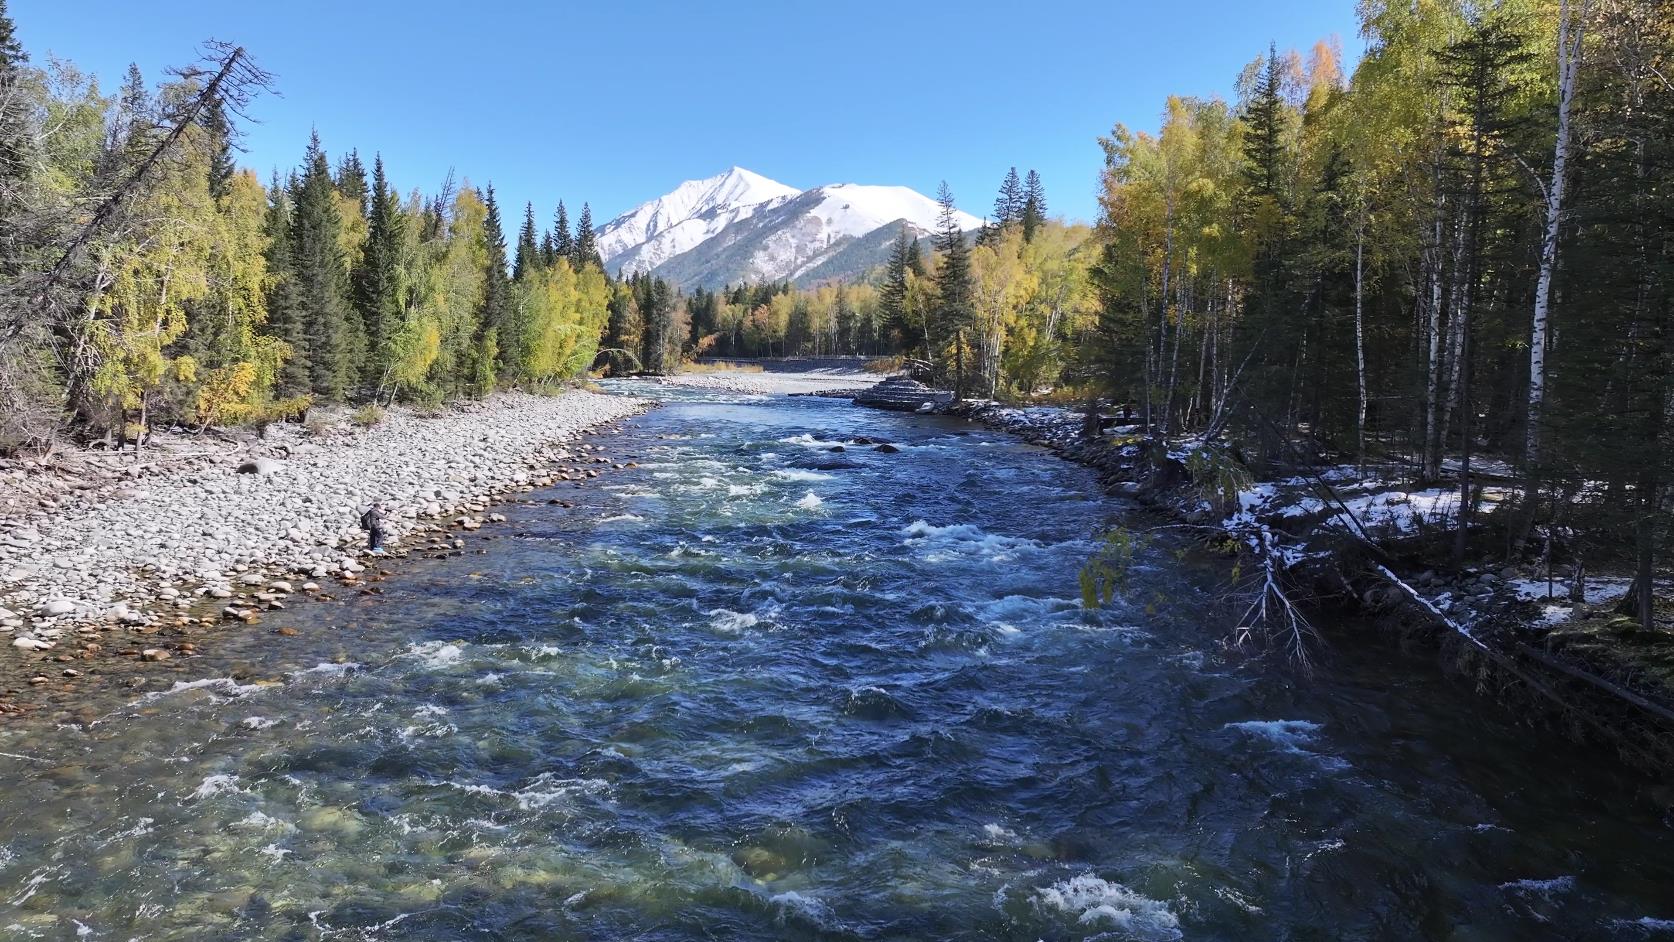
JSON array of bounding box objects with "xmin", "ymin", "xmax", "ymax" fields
[
  {"xmin": 1035, "ymin": 874, "xmax": 1182, "ymax": 939},
  {"xmin": 708, "ymin": 609, "xmax": 761, "ymax": 633}
]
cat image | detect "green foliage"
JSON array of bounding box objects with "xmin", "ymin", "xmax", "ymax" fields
[
  {"xmin": 351, "ymin": 402, "xmax": 385, "ymax": 427},
  {"xmin": 1080, "ymin": 527, "xmax": 1142, "ymax": 609}
]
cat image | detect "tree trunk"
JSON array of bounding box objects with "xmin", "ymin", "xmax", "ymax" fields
[
  {"xmin": 1354, "ymin": 221, "xmax": 1368, "ymax": 463},
  {"xmin": 1517, "ymin": 0, "xmax": 1586, "ymax": 554}
]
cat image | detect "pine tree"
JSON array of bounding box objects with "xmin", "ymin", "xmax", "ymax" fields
[
  {"xmin": 933, "ymin": 182, "xmax": 974, "ymax": 398},
  {"xmin": 550, "ymin": 200, "xmax": 574, "ymax": 264},
  {"xmin": 474, "ymin": 184, "xmax": 513, "ymax": 390},
  {"xmin": 571, "ymin": 202, "xmax": 599, "ymax": 270},
  {"xmin": 1021, "ymin": 169, "xmax": 1047, "ymax": 242},
  {"xmin": 263, "ymin": 172, "xmax": 310, "ymax": 400},
  {"xmin": 514, "ymin": 201, "xmax": 539, "ymax": 281},
  {"xmin": 905, "ymin": 237, "xmax": 925, "ymax": 276},
  {"xmin": 352, "ymin": 154, "xmax": 404, "ymax": 394},
  {"xmin": 289, "ymin": 132, "xmax": 358, "ymax": 400}
]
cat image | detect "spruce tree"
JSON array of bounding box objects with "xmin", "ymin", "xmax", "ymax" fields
[
  {"xmin": 905, "ymin": 237, "xmax": 925, "ymax": 276},
  {"xmin": 993, "ymin": 167, "xmax": 1024, "ymax": 228},
  {"xmin": 101, "ymin": 64, "xmax": 154, "ymax": 177},
  {"xmin": 289, "ymin": 133, "xmax": 358, "ymax": 400},
  {"xmin": 0, "ymin": 0, "xmax": 23, "ymax": 71},
  {"xmin": 201, "ymin": 93, "xmax": 236, "ymax": 200},
  {"xmin": 879, "ymin": 228, "xmax": 912, "ymax": 349},
  {"xmin": 352, "ymin": 154, "xmax": 404, "ymax": 393},
  {"xmin": 335, "ymin": 149, "xmax": 368, "ymax": 218},
  {"xmin": 514, "ymin": 201, "xmax": 539, "ymax": 280},
  {"xmin": 1021, "ymin": 169, "xmax": 1047, "ymax": 242},
  {"xmin": 263, "ymin": 172, "xmax": 310, "ymax": 400},
  {"xmin": 1241, "ymin": 46, "xmax": 1286, "ymax": 200},
  {"xmin": 550, "ymin": 200, "xmax": 574, "ymax": 263},
  {"xmin": 474, "ymin": 184, "xmax": 513, "ymax": 390},
  {"xmin": 571, "ymin": 202, "xmax": 600, "ymax": 270},
  {"xmin": 0, "ymin": 0, "xmax": 31, "ymax": 264}
]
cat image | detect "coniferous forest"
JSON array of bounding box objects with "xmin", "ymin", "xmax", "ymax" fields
[{"xmin": 1, "ymin": 1, "xmax": 1671, "ymax": 616}]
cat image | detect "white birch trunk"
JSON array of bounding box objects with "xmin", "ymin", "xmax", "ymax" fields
[
  {"xmin": 1524, "ymin": 0, "xmax": 1586, "ymax": 476},
  {"xmin": 1354, "ymin": 221, "xmax": 1368, "ymax": 462}
]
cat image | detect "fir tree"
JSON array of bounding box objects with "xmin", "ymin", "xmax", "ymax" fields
[
  {"xmin": 352, "ymin": 154, "xmax": 404, "ymax": 394},
  {"xmin": 905, "ymin": 237, "xmax": 925, "ymax": 276},
  {"xmin": 514, "ymin": 201, "xmax": 539, "ymax": 281},
  {"xmin": 550, "ymin": 200, "xmax": 574, "ymax": 263},
  {"xmin": 1020, "ymin": 169, "xmax": 1047, "ymax": 242},
  {"xmin": 289, "ymin": 132, "xmax": 358, "ymax": 400},
  {"xmin": 571, "ymin": 202, "xmax": 599, "ymax": 270}
]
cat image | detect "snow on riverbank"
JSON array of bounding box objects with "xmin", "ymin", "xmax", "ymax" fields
[{"xmin": 0, "ymin": 391, "xmax": 648, "ymax": 649}]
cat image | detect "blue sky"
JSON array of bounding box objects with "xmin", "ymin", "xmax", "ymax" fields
[{"xmin": 14, "ymin": 0, "xmax": 1362, "ymax": 228}]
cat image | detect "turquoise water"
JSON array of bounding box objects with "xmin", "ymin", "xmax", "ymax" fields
[{"xmin": 0, "ymin": 383, "xmax": 1671, "ymax": 940}]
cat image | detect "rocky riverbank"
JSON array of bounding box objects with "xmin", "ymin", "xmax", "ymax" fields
[{"xmin": 0, "ymin": 390, "xmax": 650, "ymax": 706}]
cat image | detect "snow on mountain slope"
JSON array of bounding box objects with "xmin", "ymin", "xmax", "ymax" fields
[
  {"xmin": 760, "ymin": 183, "xmax": 982, "ymax": 282},
  {"xmin": 595, "ymin": 167, "xmax": 799, "ymax": 276},
  {"xmin": 597, "ymin": 169, "xmax": 986, "ymax": 289},
  {"xmin": 619, "ymin": 180, "xmax": 983, "ymax": 289}
]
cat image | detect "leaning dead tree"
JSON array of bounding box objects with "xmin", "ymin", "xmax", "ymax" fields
[{"xmin": 0, "ymin": 41, "xmax": 272, "ymax": 448}]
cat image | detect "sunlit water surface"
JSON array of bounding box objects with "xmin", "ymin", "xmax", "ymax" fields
[{"xmin": 1, "ymin": 382, "xmax": 1671, "ymax": 940}]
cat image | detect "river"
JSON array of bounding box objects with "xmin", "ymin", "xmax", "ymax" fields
[{"xmin": 1, "ymin": 382, "xmax": 1671, "ymax": 940}]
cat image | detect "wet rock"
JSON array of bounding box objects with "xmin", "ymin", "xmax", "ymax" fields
[
  {"xmin": 874, "ymin": 443, "xmax": 901, "ymax": 454},
  {"xmin": 141, "ymin": 648, "xmax": 170, "ymax": 661}
]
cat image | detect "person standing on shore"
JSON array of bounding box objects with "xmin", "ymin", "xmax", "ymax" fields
[{"xmin": 360, "ymin": 502, "xmax": 387, "ymax": 553}]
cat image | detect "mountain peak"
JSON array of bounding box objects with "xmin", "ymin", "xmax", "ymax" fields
[
  {"xmin": 594, "ymin": 168, "xmax": 799, "ymax": 273},
  {"xmin": 597, "ymin": 168, "xmax": 982, "ymax": 288}
]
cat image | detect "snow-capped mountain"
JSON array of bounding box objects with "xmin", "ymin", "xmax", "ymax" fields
[
  {"xmin": 597, "ymin": 169, "xmax": 982, "ymax": 289},
  {"xmin": 594, "ymin": 167, "xmax": 799, "ymax": 279}
]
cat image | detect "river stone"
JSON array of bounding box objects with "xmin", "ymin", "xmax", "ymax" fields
[
  {"xmin": 236, "ymin": 457, "xmax": 282, "ymax": 475},
  {"xmin": 41, "ymin": 598, "xmax": 75, "ymax": 616}
]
